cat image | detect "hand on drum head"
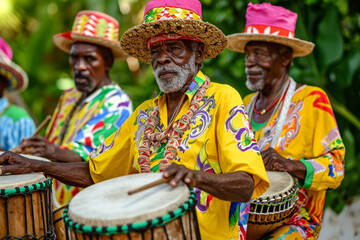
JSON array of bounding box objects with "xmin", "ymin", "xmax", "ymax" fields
[
  {"xmin": 0, "ymin": 151, "xmax": 38, "ymax": 175},
  {"xmin": 261, "ymin": 148, "xmax": 289, "ymax": 172},
  {"xmin": 19, "ymin": 136, "xmax": 56, "ymax": 159},
  {"xmin": 163, "ymin": 163, "xmax": 198, "ymax": 188}
]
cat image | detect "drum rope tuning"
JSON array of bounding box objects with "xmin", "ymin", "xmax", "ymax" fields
[{"xmin": 0, "ymin": 178, "xmax": 55, "ymax": 239}]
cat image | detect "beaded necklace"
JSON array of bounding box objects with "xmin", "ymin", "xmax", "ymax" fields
[{"xmin": 138, "ymin": 76, "xmax": 210, "ymax": 173}]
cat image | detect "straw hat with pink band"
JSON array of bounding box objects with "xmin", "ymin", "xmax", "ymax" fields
[
  {"xmin": 0, "ymin": 37, "xmax": 28, "ymax": 92},
  {"xmin": 227, "ymin": 2, "xmax": 315, "ymax": 57},
  {"xmin": 53, "ymin": 10, "xmax": 127, "ymax": 60},
  {"xmin": 120, "ymin": 0, "xmax": 227, "ymax": 62}
]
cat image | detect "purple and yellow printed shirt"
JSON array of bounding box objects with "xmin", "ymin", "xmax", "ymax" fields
[
  {"xmin": 88, "ymin": 71, "xmax": 269, "ymax": 240},
  {"xmin": 244, "ymin": 85, "xmax": 345, "ymax": 239},
  {"xmin": 46, "ymin": 84, "xmax": 132, "ymax": 206},
  {"xmin": 0, "ymin": 97, "xmax": 35, "ymax": 151}
]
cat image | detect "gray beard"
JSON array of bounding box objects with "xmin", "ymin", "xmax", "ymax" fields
[
  {"xmin": 153, "ymin": 52, "xmax": 196, "ymax": 93},
  {"xmin": 245, "ymin": 68, "xmax": 265, "ymax": 91}
]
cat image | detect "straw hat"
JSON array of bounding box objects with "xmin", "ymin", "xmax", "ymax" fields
[
  {"xmin": 53, "ymin": 10, "xmax": 127, "ymax": 60},
  {"xmin": 227, "ymin": 2, "xmax": 315, "ymax": 57},
  {"xmin": 0, "ymin": 37, "xmax": 28, "ymax": 92},
  {"xmin": 120, "ymin": 0, "xmax": 227, "ymax": 62}
]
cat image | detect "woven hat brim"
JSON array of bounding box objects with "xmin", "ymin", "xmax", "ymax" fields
[
  {"xmin": 0, "ymin": 60, "xmax": 28, "ymax": 92},
  {"xmin": 120, "ymin": 19, "xmax": 227, "ymax": 62},
  {"xmin": 227, "ymin": 33, "xmax": 315, "ymax": 57},
  {"xmin": 53, "ymin": 32, "xmax": 128, "ymax": 61}
]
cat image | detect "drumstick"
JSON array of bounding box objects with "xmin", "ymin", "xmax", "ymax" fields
[
  {"xmin": 32, "ymin": 114, "xmax": 52, "ymax": 137},
  {"xmin": 128, "ymin": 177, "xmax": 173, "ymax": 195},
  {"xmin": 11, "ymin": 115, "xmax": 52, "ymax": 153}
]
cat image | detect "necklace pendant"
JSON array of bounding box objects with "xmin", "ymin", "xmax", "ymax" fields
[{"xmin": 261, "ymin": 109, "xmax": 266, "ymax": 115}]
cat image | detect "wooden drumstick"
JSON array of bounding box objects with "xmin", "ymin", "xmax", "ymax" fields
[
  {"xmin": 32, "ymin": 114, "xmax": 52, "ymax": 137},
  {"xmin": 11, "ymin": 115, "xmax": 52, "ymax": 153},
  {"xmin": 128, "ymin": 177, "xmax": 173, "ymax": 195}
]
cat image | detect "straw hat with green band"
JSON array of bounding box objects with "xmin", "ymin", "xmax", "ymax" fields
[{"xmin": 120, "ymin": 0, "xmax": 227, "ymax": 63}]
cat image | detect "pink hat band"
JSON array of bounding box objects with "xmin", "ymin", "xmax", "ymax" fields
[{"xmin": 244, "ymin": 25, "xmax": 295, "ymax": 38}]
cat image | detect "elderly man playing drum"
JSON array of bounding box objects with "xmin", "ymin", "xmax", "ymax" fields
[
  {"xmin": 0, "ymin": 0, "xmax": 269, "ymax": 239},
  {"xmin": 227, "ymin": 2, "xmax": 345, "ymax": 240},
  {"xmin": 16, "ymin": 11, "xmax": 133, "ymax": 206}
]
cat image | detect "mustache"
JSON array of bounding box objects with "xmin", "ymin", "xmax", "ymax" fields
[
  {"xmin": 74, "ymin": 72, "xmax": 90, "ymax": 81},
  {"xmin": 245, "ymin": 67, "xmax": 263, "ymax": 75},
  {"xmin": 154, "ymin": 66, "xmax": 176, "ymax": 77}
]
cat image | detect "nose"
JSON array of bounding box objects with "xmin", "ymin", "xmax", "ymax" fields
[
  {"xmin": 73, "ymin": 58, "xmax": 87, "ymax": 71},
  {"xmin": 156, "ymin": 50, "xmax": 171, "ymax": 66},
  {"xmin": 245, "ymin": 53, "xmax": 256, "ymax": 68}
]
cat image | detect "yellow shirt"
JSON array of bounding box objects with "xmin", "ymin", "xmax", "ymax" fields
[
  {"xmin": 88, "ymin": 71, "xmax": 269, "ymax": 239},
  {"xmin": 244, "ymin": 84, "xmax": 345, "ymax": 238}
]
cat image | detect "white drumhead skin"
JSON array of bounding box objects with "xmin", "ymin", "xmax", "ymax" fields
[
  {"xmin": 20, "ymin": 153, "xmax": 51, "ymax": 162},
  {"xmin": 68, "ymin": 173, "xmax": 190, "ymax": 227},
  {"xmin": 261, "ymin": 171, "xmax": 294, "ymax": 198},
  {"xmin": 0, "ymin": 172, "xmax": 47, "ymax": 190}
]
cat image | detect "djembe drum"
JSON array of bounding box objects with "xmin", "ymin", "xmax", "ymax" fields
[
  {"xmin": 63, "ymin": 173, "xmax": 200, "ymax": 240},
  {"xmin": 247, "ymin": 171, "xmax": 298, "ymax": 240},
  {"xmin": 0, "ymin": 152, "xmax": 54, "ymax": 239}
]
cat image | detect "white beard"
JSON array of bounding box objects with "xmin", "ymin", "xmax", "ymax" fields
[
  {"xmin": 153, "ymin": 52, "xmax": 196, "ymax": 93},
  {"xmin": 245, "ymin": 67, "xmax": 265, "ymax": 91}
]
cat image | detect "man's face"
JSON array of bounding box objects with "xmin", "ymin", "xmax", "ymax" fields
[
  {"xmin": 69, "ymin": 43, "xmax": 108, "ymax": 94},
  {"xmin": 244, "ymin": 42, "xmax": 285, "ymax": 91},
  {"xmin": 150, "ymin": 39, "xmax": 197, "ymax": 93}
]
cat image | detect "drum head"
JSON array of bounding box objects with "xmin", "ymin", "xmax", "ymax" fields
[
  {"xmin": 68, "ymin": 173, "xmax": 190, "ymax": 227},
  {"xmin": 0, "ymin": 172, "xmax": 46, "ymax": 190},
  {"xmin": 261, "ymin": 171, "xmax": 294, "ymax": 198}
]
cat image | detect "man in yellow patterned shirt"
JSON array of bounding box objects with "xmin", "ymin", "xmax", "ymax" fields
[
  {"xmin": 227, "ymin": 2, "xmax": 345, "ymax": 239},
  {"xmin": 0, "ymin": 0, "xmax": 269, "ymax": 239}
]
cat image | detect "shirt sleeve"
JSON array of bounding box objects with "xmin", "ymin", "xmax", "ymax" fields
[
  {"xmin": 88, "ymin": 114, "xmax": 135, "ymax": 183},
  {"xmin": 216, "ymin": 85, "xmax": 269, "ymax": 199},
  {"xmin": 299, "ymin": 89, "xmax": 345, "ymax": 191}
]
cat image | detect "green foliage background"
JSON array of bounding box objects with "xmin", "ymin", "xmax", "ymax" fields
[{"xmin": 1, "ymin": 0, "xmax": 359, "ymax": 213}]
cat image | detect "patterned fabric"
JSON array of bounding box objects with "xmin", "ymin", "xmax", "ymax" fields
[
  {"xmin": 0, "ymin": 97, "xmax": 35, "ymax": 151},
  {"xmin": 46, "ymin": 84, "xmax": 132, "ymax": 206},
  {"xmin": 72, "ymin": 11, "xmax": 119, "ymax": 41},
  {"xmin": 243, "ymin": 84, "xmax": 345, "ymax": 239},
  {"xmin": 88, "ymin": 71, "xmax": 270, "ymax": 240},
  {"xmin": 144, "ymin": 6, "xmax": 201, "ymax": 24}
]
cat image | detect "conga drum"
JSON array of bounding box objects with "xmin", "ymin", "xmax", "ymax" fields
[
  {"xmin": 247, "ymin": 171, "xmax": 298, "ymax": 240},
  {"xmin": 0, "ymin": 151, "xmax": 55, "ymax": 239},
  {"xmin": 63, "ymin": 173, "xmax": 201, "ymax": 240},
  {"xmin": 0, "ymin": 172, "xmax": 53, "ymax": 239}
]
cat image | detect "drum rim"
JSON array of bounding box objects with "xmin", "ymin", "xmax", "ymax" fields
[
  {"xmin": 63, "ymin": 188, "xmax": 196, "ymax": 235},
  {"xmin": 0, "ymin": 178, "xmax": 52, "ymax": 196}
]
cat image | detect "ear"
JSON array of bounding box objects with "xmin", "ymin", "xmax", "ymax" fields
[
  {"xmin": 195, "ymin": 43, "xmax": 205, "ymax": 65},
  {"xmin": 281, "ymin": 51, "xmax": 293, "ymax": 67}
]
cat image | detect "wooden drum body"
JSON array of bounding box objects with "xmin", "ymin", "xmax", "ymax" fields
[
  {"xmin": 247, "ymin": 171, "xmax": 298, "ymax": 240},
  {"xmin": 63, "ymin": 173, "xmax": 200, "ymax": 240},
  {"xmin": 0, "ymin": 172, "xmax": 54, "ymax": 239}
]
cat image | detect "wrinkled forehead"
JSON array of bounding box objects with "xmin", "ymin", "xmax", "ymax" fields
[{"xmin": 150, "ymin": 39, "xmax": 194, "ymax": 49}]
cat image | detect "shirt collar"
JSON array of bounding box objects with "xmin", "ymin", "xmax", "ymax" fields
[
  {"xmin": 154, "ymin": 70, "xmax": 206, "ymax": 104},
  {"xmin": 0, "ymin": 96, "xmax": 9, "ymax": 113}
]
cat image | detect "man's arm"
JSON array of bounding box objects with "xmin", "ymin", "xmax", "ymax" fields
[
  {"xmin": 0, "ymin": 151, "xmax": 93, "ymax": 188},
  {"xmin": 163, "ymin": 163, "xmax": 254, "ymax": 202}
]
